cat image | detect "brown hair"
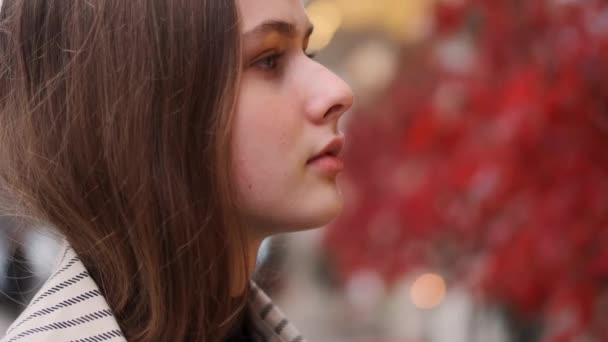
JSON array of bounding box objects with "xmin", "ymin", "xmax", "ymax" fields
[{"xmin": 0, "ymin": 0, "xmax": 249, "ymax": 340}]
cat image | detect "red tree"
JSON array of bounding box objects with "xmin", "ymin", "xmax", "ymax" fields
[{"xmin": 325, "ymin": 0, "xmax": 608, "ymax": 339}]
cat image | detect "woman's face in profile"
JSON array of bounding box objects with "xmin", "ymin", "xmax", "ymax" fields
[{"xmin": 233, "ymin": 0, "xmax": 354, "ymax": 237}]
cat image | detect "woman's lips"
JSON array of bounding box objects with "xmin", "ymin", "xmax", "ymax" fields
[{"xmin": 306, "ymin": 154, "xmax": 344, "ymax": 173}]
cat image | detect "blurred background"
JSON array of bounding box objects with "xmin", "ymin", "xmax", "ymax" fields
[{"xmin": 2, "ymin": 0, "xmax": 608, "ymax": 341}]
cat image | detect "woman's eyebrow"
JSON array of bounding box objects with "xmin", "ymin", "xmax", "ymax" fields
[{"xmin": 243, "ymin": 19, "xmax": 314, "ymax": 41}]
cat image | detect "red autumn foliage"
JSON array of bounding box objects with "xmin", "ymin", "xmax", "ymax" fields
[{"xmin": 325, "ymin": 0, "xmax": 608, "ymax": 339}]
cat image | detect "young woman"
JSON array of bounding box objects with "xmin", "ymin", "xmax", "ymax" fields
[{"xmin": 0, "ymin": 0, "xmax": 353, "ymax": 341}]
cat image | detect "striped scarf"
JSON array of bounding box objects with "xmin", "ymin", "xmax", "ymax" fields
[{"xmin": 2, "ymin": 240, "xmax": 306, "ymax": 342}]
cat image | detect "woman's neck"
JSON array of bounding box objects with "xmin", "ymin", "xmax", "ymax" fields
[{"xmin": 230, "ymin": 237, "xmax": 263, "ymax": 297}]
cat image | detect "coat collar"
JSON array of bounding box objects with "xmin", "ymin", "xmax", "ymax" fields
[{"xmin": 3, "ymin": 239, "xmax": 306, "ymax": 342}]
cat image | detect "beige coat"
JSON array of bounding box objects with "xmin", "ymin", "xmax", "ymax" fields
[{"xmin": 2, "ymin": 239, "xmax": 305, "ymax": 342}]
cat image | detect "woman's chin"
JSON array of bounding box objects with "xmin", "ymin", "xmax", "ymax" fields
[
  {"xmin": 242, "ymin": 183, "xmax": 344, "ymax": 236},
  {"xmin": 291, "ymin": 191, "xmax": 344, "ymax": 230}
]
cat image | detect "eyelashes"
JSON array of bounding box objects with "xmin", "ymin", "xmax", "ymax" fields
[
  {"xmin": 252, "ymin": 50, "xmax": 317, "ymax": 73},
  {"xmin": 254, "ymin": 52, "xmax": 285, "ymax": 70}
]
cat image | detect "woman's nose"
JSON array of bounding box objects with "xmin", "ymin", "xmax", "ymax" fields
[{"xmin": 305, "ymin": 64, "xmax": 354, "ymax": 125}]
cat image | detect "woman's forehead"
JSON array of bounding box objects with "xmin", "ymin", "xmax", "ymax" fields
[{"xmin": 238, "ymin": 0, "xmax": 310, "ymax": 34}]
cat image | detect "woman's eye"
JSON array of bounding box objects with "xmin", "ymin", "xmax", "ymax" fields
[{"xmin": 254, "ymin": 53, "xmax": 284, "ymax": 70}]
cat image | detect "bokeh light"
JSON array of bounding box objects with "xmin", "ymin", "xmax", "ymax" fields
[
  {"xmin": 410, "ymin": 273, "xmax": 447, "ymax": 309},
  {"xmin": 306, "ymin": 0, "xmax": 343, "ymax": 52}
]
